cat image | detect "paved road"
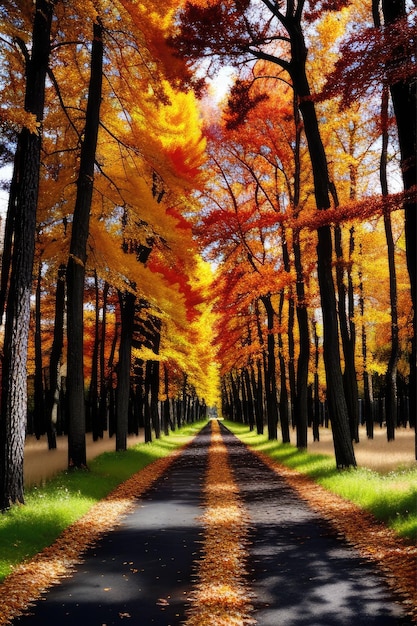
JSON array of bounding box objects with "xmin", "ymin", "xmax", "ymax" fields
[{"xmin": 11, "ymin": 422, "xmax": 411, "ymax": 625}]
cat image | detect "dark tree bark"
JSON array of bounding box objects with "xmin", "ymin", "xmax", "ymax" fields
[
  {"xmin": 243, "ymin": 367, "xmax": 255, "ymax": 431},
  {"xmin": 89, "ymin": 271, "xmax": 102, "ymax": 441},
  {"xmin": 379, "ymin": 85, "xmax": 399, "ymax": 441},
  {"xmin": 45, "ymin": 263, "xmax": 66, "ymax": 450},
  {"xmin": 98, "ymin": 281, "xmax": 110, "ymax": 433},
  {"xmin": 0, "ymin": 148, "xmax": 19, "ymax": 324},
  {"xmin": 147, "ymin": 360, "xmax": 161, "ymax": 438},
  {"xmin": 260, "ymin": 294, "xmax": 279, "ymax": 440},
  {"xmin": 33, "ymin": 261, "xmax": 45, "ymax": 439},
  {"xmin": 0, "ymin": 0, "xmax": 54, "ymax": 511},
  {"xmin": 379, "ymin": 0, "xmax": 416, "ymax": 453},
  {"xmin": 66, "ymin": 19, "xmax": 103, "ymax": 469},
  {"xmin": 289, "ymin": 28, "xmax": 356, "ymax": 467},
  {"xmin": 334, "ymin": 224, "xmax": 359, "ymax": 443},
  {"xmin": 163, "ymin": 363, "xmax": 173, "ymax": 434},
  {"xmin": 251, "ymin": 361, "xmax": 264, "ymax": 435},
  {"xmin": 277, "ymin": 291, "xmax": 290, "ymax": 442},
  {"xmin": 293, "ymin": 230, "xmax": 310, "ymax": 450},
  {"xmin": 312, "ymin": 319, "xmax": 321, "ymax": 442},
  {"xmin": 116, "ymin": 290, "xmax": 136, "ymax": 451}
]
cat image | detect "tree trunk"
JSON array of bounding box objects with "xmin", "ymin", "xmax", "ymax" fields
[
  {"xmin": 277, "ymin": 291, "xmax": 290, "ymax": 442},
  {"xmin": 252, "ymin": 361, "xmax": 264, "ymax": 434},
  {"xmin": 66, "ymin": 19, "xmax": 103, "ymax": 468},
  {"xmin": 293, "ymin": 230, "xmax": 310, "ymax": 449},
  {"xmin": 33, "ymin": 261, "xmax": 45, "ymax": 439},
  {"xmin": 116, "ymin": 290, "xmax": 136, "ymax": 451},
  {"xmin": 260, "ymin": 294, "xmax": 279, "ymax": 440},
  {"xmin": 98, "ymin": 281, "xmax": 109, "ymax": 433},
  {"xmin": 46, "ymin": 264, "xmax": 66, "ymax": 449},
  {"xmin": 289, "ymin": 21, "xmax": 356, "ymax": 467},
  {"xmin": 90, "ymin": 271, "xmax": 101, "ymax": 440},
  {"xmin": 243, "ymin": 368, "xmax": 255, "ymax": 431},
  {"xmin": 334, "ymin": 224, "xmax": 359, "ymax": 442},
  {"xmin": 0, "ymin": 148, "xmax": 19, "ymax": 324},
  {"xmin": 0, "ymin": 0, "xmax": 54, "ymax": 511},
  {"xmin": 148, "ymin": 360, "xmax": 161, "ymax": 438},
  {"xmin": 379, "ymin": 83, "xmax": 399, "ymax": 441},
  {"xmin": 380, "ymin": 0, "xmax": 416, "ymax": 454},
  {"xmin": 312, "ymin": 319, "xmax": 321, "ymax": 442}
]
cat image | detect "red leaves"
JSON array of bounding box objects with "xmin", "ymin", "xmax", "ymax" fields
[
  {"xmin": 305, "ymin": 0, "xmax": 352, "ymax": 22},
  {"xmin": 225, "ymin": 79, "xmax": 269, "ymax": 129},
  {"xmin": 321, "ymin": 15, "xmax": 417, "ymax": 107},
  {"xmin": 167, "ymin": 1, "xmax": 254, "ymax": 71}
]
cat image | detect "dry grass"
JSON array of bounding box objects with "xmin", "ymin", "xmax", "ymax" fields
[
  {"xmin": 308, "ymin": 425, "xmax": 415, "ymax": 473},
  {"xmin": 24, "ymin": 431, "xmax": 144, "ymax": 487}
]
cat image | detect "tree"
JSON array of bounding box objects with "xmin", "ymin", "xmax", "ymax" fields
[
  {"xmin": 0, "ymin": 0, "xmax": 56, "ymax": 510},
  {"xmin": 170, "ymin": 0, "xmax": 356, "ymax": 466},
  {"xmin": 378, "ymin": 0, "xmax": 416, "ymax": 451},
  {"xmin": 66, "ymin": 18, "xmax": 103, "ymax": 468},
  {"xmin": 324, "ymin": 0, "xmax": 416, "ymax": 450}
]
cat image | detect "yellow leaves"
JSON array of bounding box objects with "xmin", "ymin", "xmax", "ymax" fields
[{"xmin": 0, "ymin": 107, "xmax": 38, "ymax": 134}]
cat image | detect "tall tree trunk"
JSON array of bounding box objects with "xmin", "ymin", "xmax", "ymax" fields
[
  {"xmin": 46, "ymin": 263, "xmax": 66, "ymax": 450},
  {"xmin": 293, "ymin": 230, "xmax": 310, "ymax": 449},
  {"xmin": 260, "ymin": 294, "xmax": 279, "ymax": 440},
  {"xmin": 289, "ymin": 20, "xmax": 356, "ymax": 467},
  {"xmin": 243, "ymin": 367, "xmax": 255, "ymax": 432},
  {"xmin": 380, "ymin": 0, "xmax": 416, "ymax": 454},
  {"xmin": 0, "ymin": 0, "xmax": 54, "ymax": 511},
  {"xmin": 98, "ymin": 281, "xmax": 109, "ymax": 433},
  {"xmin": 379, "ymin": 85, "xmax": 399, "ymax": 441},
  {"xmin": 312, "ymin": 319, "xmax": 320, "ymax": 442},
  {"xmin": 250, "ymin": 361, "xmax": 264, "ymax": 434},
  {"xmin": 0, "ymin": 148, "xmax": 19, "ymax": 324},
  {"xmin": 33, "ymin": 261, "xmax": 45, "ymax": 439},
  {"xmin": 148, "ymin": 360, "xmax": 161, "ymax": 438},
  {"xmin": 291, "ymin": 96, "xmax": 309, "ymax": 449},
  {"xmin": 116, "ymin": 290, "xmax": 136, "ymax": 451},
  {"xmin": 277, "ymin": 291, "xmax": 290, "ymax": 442},
  {"xmin": 163, "ymin": 363, "xmax": 173, "ymax": 434},
  {"xmin": 66, "ymin": 19, "xmax": 103, "ymax": 468},
  {"xmin": 90, "ymin": 271, "xmax": 101, "ymax": 440},
  {"xmin": 334, "ymin": 223, "xmax": 359, "ymax": 442}
]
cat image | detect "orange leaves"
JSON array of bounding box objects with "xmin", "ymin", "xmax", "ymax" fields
[{"xmin": 185, "ymin": 420, "xmax": 254, "ymax": 626}]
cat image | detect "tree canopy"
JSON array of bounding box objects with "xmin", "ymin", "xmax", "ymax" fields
[{"xmin": 0, "ymin": 0, "xmax": 415, "ymax": 507}]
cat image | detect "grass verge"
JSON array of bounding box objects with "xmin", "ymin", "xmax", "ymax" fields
[
  {"xmin": 223, "ymin": 421, "xmax": 417, "ymax": 544},
  {"xmin": 0, "ymin": 422, "xmax": 206, "ymax": 583}
]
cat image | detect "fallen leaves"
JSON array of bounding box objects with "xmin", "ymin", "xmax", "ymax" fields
[
  {"xmin": 0, "ymin": 444, "xmax": 191, "ymax": 625},
  {"xmin": 251, "ymin": 448, "xmax": 417, "ymax": 623},
  {"xmin": 185, "ymin": 420, "xmax": 255, "ymax": 626}
]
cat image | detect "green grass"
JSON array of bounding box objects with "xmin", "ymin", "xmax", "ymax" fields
[
  {"xmin": 223, "ymin": 421, "xmax": 417, "ymax": 544},
  {"xmin": 0, "ymin": 421, "xmax": 206, "ymax": 582}
]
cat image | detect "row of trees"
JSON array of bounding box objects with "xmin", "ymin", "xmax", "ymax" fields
[
  {"xmin": 0, "ymin": 0, "xmax": 415, "ymax": 510},
  {"xmin": 168, "ymin": 0, "xmax": 416, "ymax": 466},
  {"xmin": 0, "ymin": 0, "xmax": 218, "ymax": 511}
]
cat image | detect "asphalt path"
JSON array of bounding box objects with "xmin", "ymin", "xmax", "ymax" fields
[{"xmin": 11, "ymin": 422, "xmax": 411, "ymax": 625}]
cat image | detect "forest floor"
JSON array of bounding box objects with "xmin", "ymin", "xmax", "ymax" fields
[
  {"xmin": 24, "ymin": 423, "xmax": 415, "ymax": 487},
  {"xmin": 2, "ymin": 421, "xmax": 415, "ymax": 625}
]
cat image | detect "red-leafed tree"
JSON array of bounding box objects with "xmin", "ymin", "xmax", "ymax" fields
[
  {"xmin": 323, "ymin": 0, "xmax": 416, "ymax": 451},
  {"xmin": 169, "ymin": 0, "xmax": 356, "ymax": 467}
]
